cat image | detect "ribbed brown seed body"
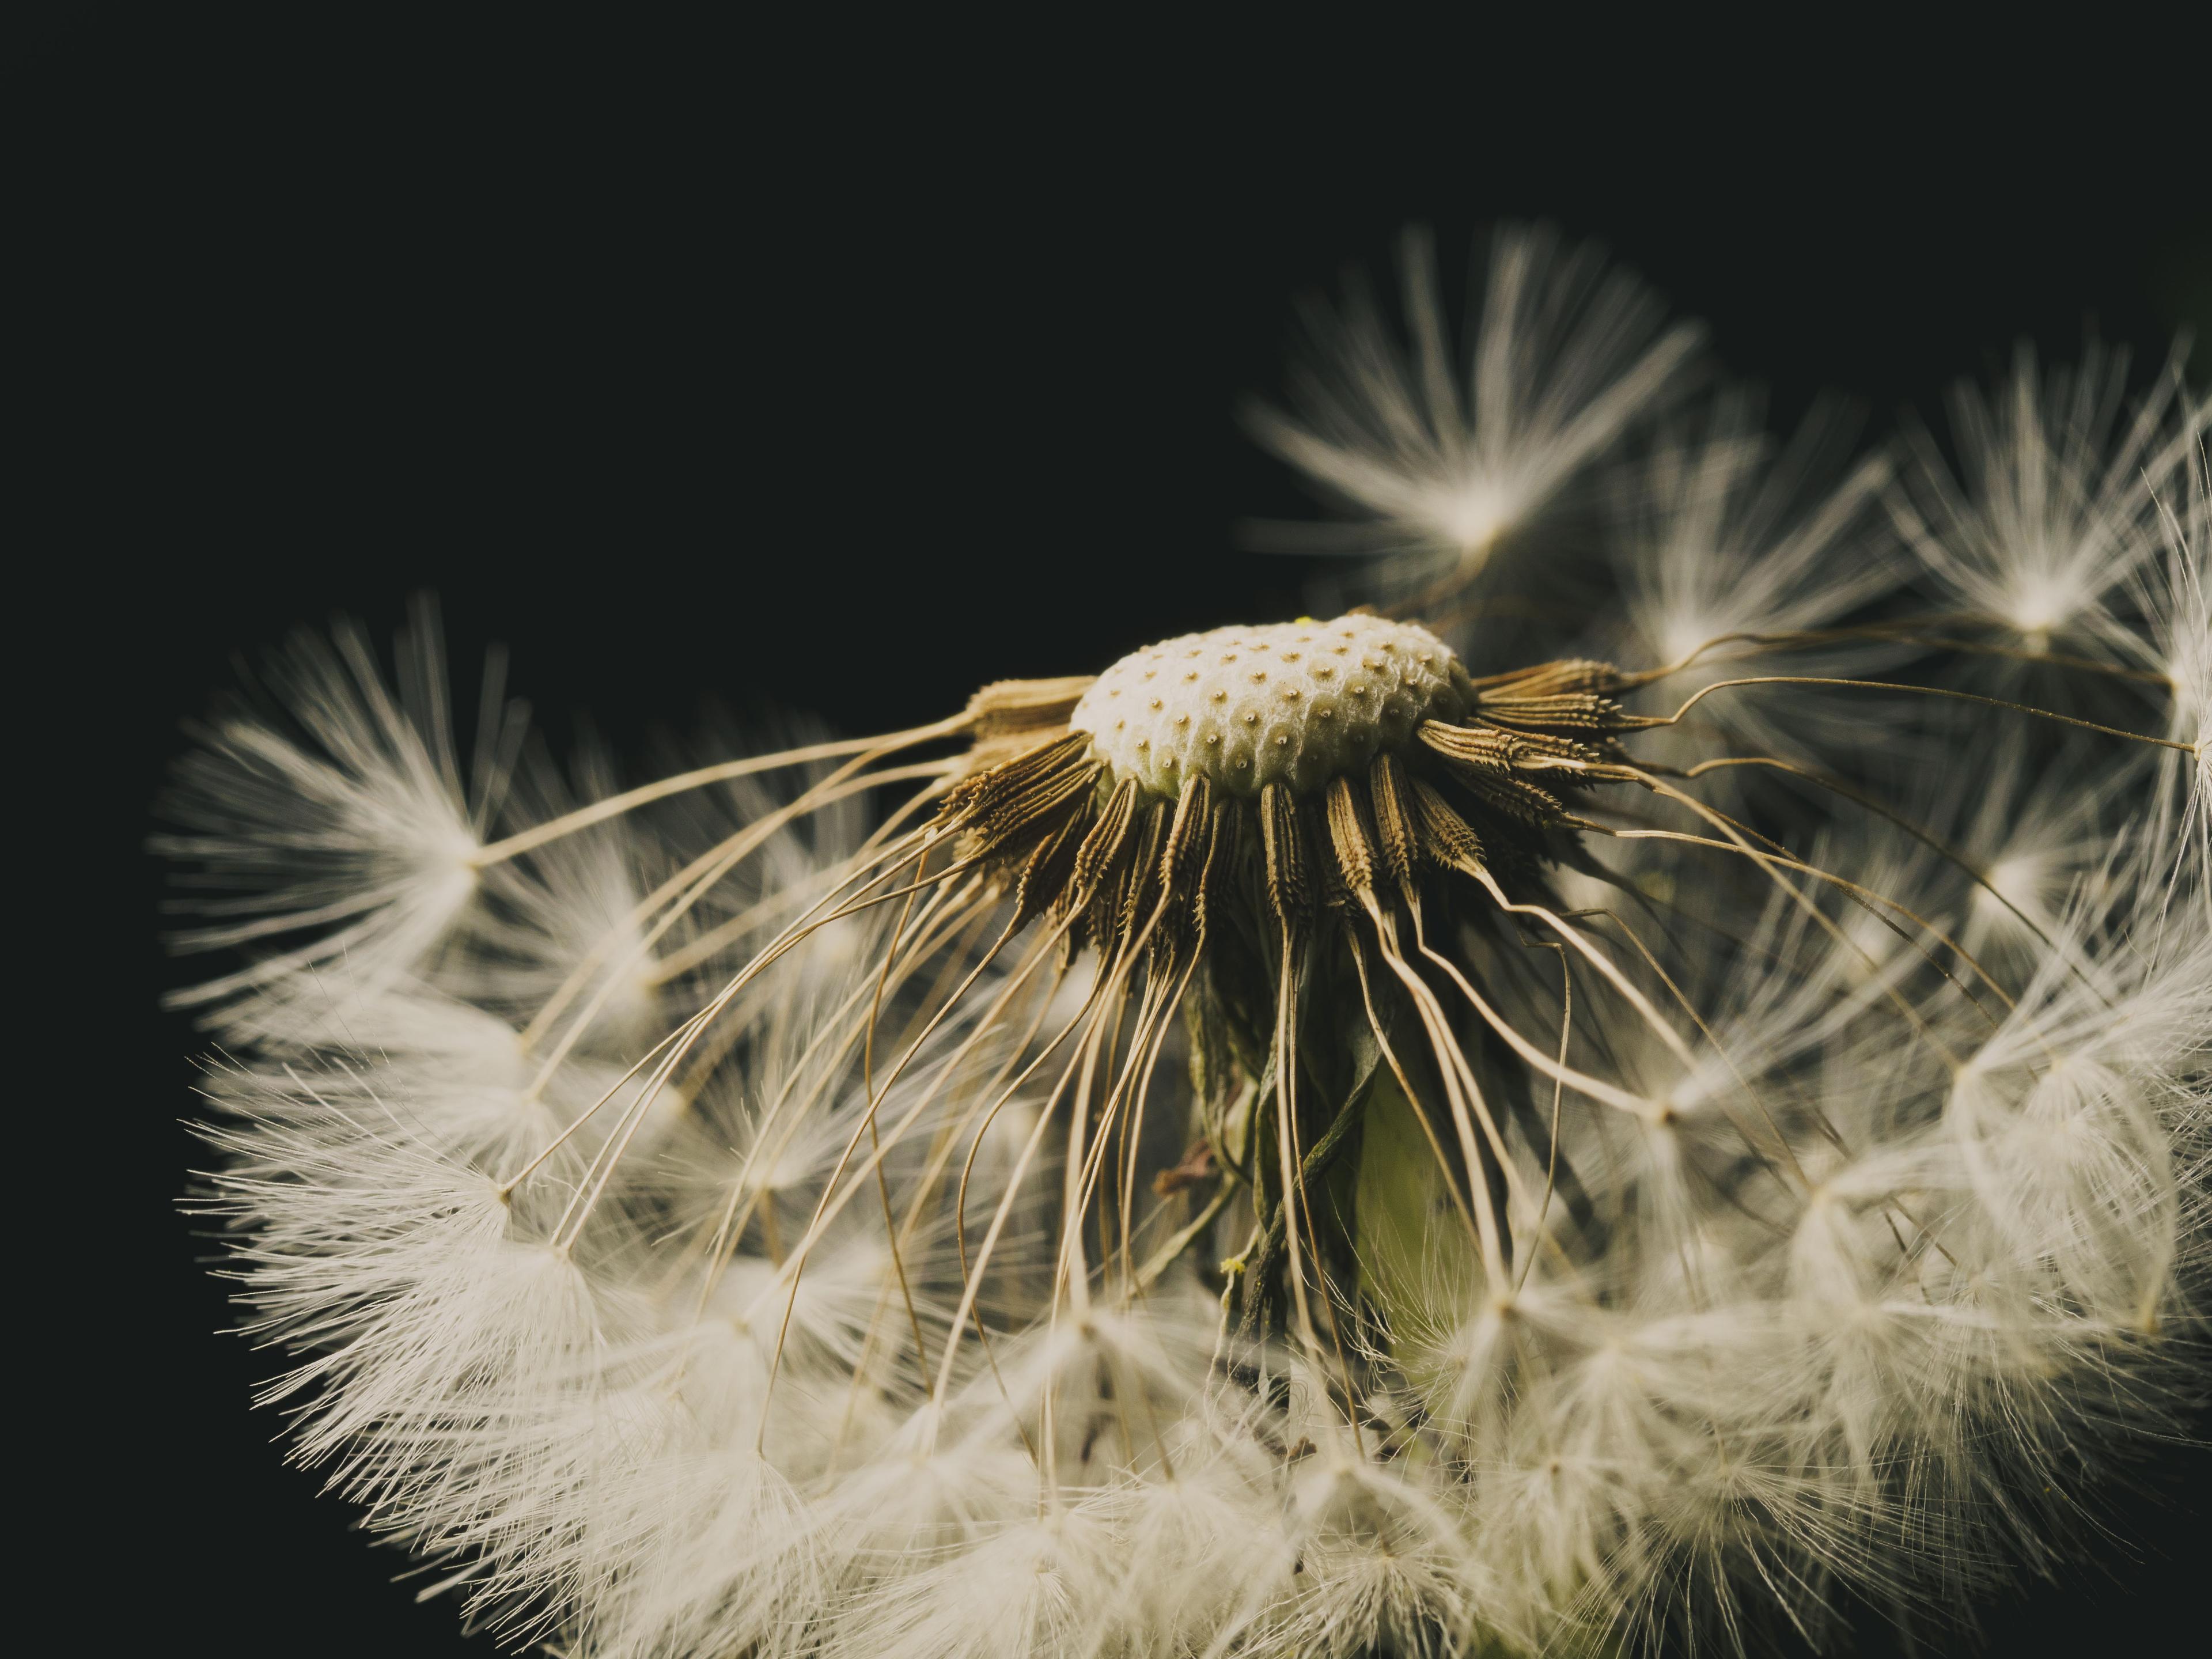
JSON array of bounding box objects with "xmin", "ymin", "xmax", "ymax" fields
[
  {"xmin": 1477, "ymin": 691, "xmax": 1628, "ymax": 730},
  {"xmin": 1260, "ymin": 783, "xmax": 1310, "ymax": 929},
  {"xmin": 1195, "ymin": 798, "xmax": 1238, "ymax": 950},
  {"xmin": 1323, "ymin": 776, "xmax": 1377, "ymax": 897},
  {"xmin": 1009, "ymin": 807, "xmax": 1089, "ymax": 925},
  {"xmin": 1410, "ymin": 778, "xmax": 1486, "ymax": 873},
  {"xmin": 1148, "ymin": 777, "xmax": 1216, "ymax": 976},
  {"xmin": 1368, "ymin": 753, "xmax": 1422, "ymax": 891},
  {"xmin": 1467, "ymin": 658, "xmax": 1622, "ymax": 699},
  {"xmin": 1459, "ymin": 768, "xmax": 1569, "ymax": 827},
  {"xmin": 940, "ymin": 737, "xmax": 1093, "ymax": 878},
  {"xmin": 964, "ymin": 676, "xmax": 1097, "ymax": 770},
  {"xmin": 1069, "ymin": 780, "xmax": 1138, "ymax": 914},
  {"xmin": 1112, "ymin": 804, "xmax": 1166, "ymax": 950}
]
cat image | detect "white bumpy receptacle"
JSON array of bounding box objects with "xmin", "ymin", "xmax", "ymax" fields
[{"xmin": 1070, "ymin": 616, "xmax": 1467, "ymax": 797}]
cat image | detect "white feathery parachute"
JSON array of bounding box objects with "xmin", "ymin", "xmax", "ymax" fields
[{"xmin": 162, "ymin": 224, "xmax": 2210, "ymax": 1658}]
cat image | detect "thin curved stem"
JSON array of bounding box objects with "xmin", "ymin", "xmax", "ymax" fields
[
  {"xmin": 1636, "ymin": 675, "xmax": 2192, "ymax": 752},
  {"xmin": 471, "ymin": 714, "xmax": 973, "ymax": 866}
]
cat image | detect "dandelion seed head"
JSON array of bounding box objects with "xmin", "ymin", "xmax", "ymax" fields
[{"xmin": 163, "ymin": 245, "xmax": 2212, "ymax": 1659}]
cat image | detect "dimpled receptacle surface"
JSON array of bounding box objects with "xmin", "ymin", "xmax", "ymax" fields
[{"xmin": 1070, "ymin": 616, "xmax": 1468, "ymax": 798}]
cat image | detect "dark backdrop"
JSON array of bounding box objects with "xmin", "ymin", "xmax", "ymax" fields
[{"xmin": 39, "ymin": 17, "xmax": 2208, "ymax": 1657}]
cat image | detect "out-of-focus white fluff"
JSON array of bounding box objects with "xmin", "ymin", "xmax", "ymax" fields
[
  {"xmin": 2129, "ymin": 410, "xmax": 2211, "ymax": 884},
  {"xmin": 1403, "ymin": 830, "xmax": 2209, "ymax": 1654},
  {"xmin": 1893, "ymin": 340, "xmax": 2207, "ymax": 656},
  {"xmin": 156, "ymin": 603, "xmax": 517, "ymax": 1036},
  {"xmin": 1608, "ymin": 392, "xmax": 1909, "ymax": 782},
  {"xmin": 1245, "ymin": 222, "xmax": 1704, "ymax": 605},
  {"xmin": 1618, "ymin": 395, "xmax": 1897, "ymax": 671}
]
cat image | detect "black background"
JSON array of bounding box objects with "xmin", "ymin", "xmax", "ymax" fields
[{"xmin": 35, "ymin": 14, "xmax": 2210, "ymax": 1656}]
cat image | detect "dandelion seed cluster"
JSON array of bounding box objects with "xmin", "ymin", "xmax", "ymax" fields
[{"xmin": 164, "ymin": 223, "xmax": 2210, "ymax": 1657}]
